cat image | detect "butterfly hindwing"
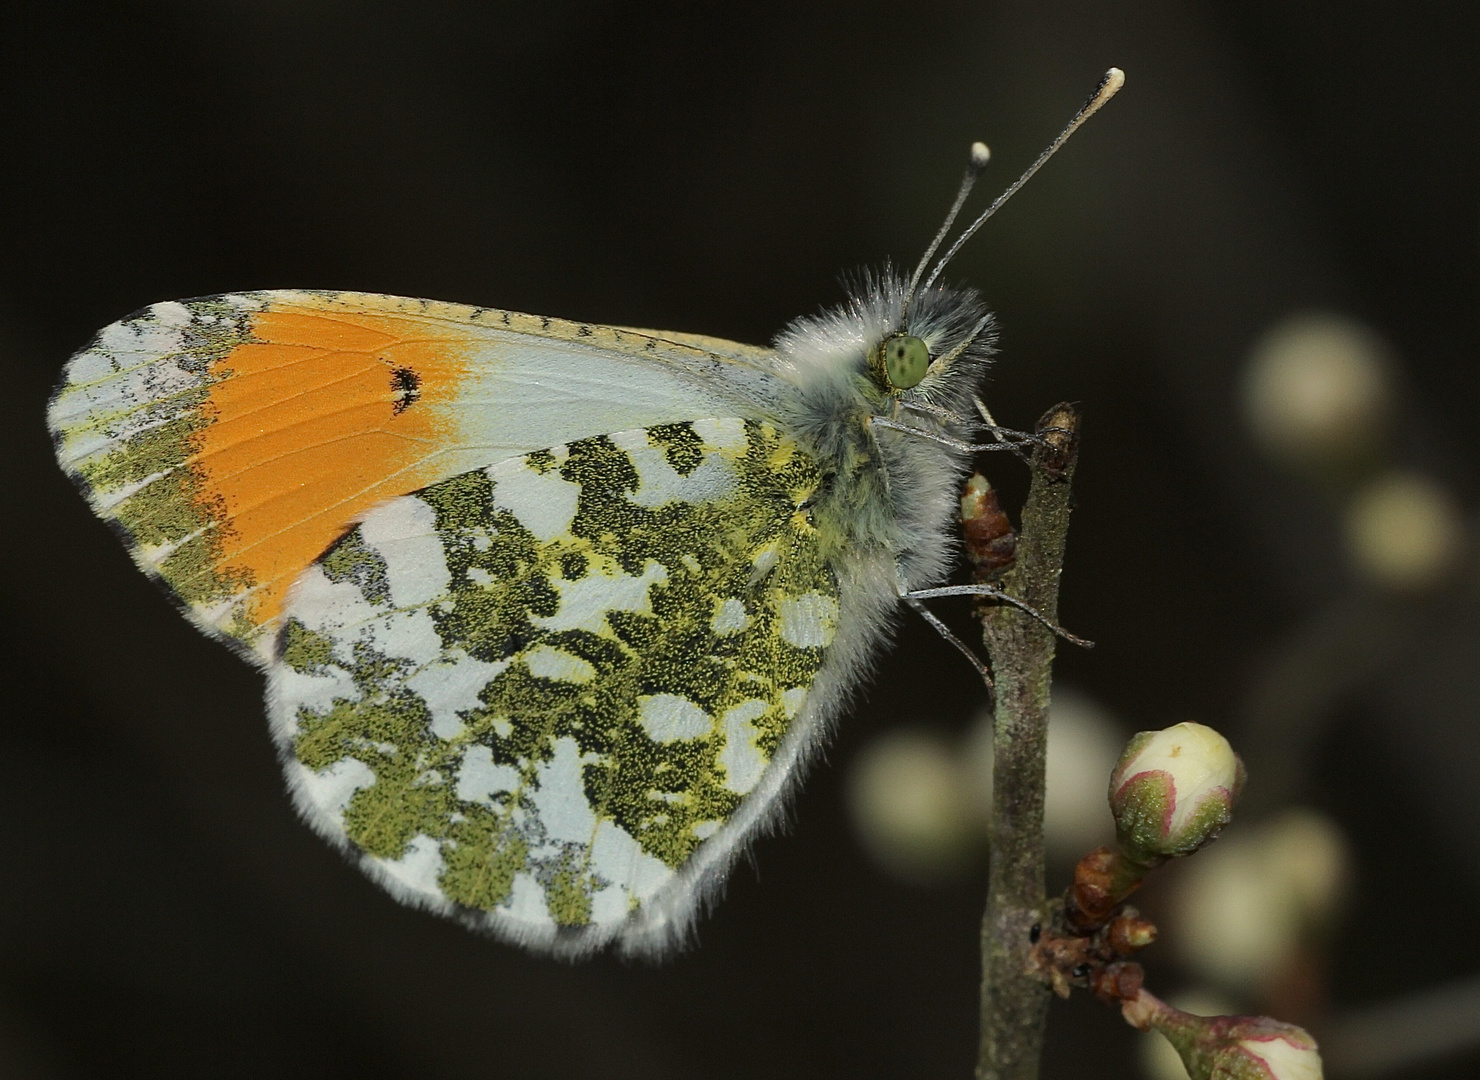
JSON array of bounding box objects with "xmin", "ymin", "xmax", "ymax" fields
[
  {"xmin": 48, "ymin": 290, "xmax": 777, "ymax": 660},
  {"xmin": 268, "ymin": 418, "xmax": 839, "ymax": 956}
]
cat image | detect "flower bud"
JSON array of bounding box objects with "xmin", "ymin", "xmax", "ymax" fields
[
  {"xmin": 1110, "ymin": 723, "xmax": 1244, "ymax": 862},
  {"xmin": 961, "ymin": 472, "xmax": 1017, "ymax": 580},
  {"xmin": 1230, "ymin": 1026, "xmax": 1325, "ymax": 1080},
  {"xmin": 1125, "ymin": 991, "xmax": 1323, "ymax": 1080},
  {"xmin": 1107, "ymin": 910, "xmax": 1158, "ymax": 955}
]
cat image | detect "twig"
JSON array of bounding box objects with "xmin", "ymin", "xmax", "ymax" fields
[{"xmin": 973, "ymin": 403, "xmax": 1081, "ymax": 1080}]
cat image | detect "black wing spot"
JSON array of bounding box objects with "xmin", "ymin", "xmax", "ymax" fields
[{"xmin": 390, "ymin": 366, "xmax": 422, "ymax": 414}]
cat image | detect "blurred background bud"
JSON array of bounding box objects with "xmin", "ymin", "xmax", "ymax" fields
[
  {"xmin": 1169, "ymin": 809, "xmax": 1351, "ymax": 1004},
  {"xmin": 1110, "ymin": 723, "xmax": 1243, "ymax": 862},
  {"xmin": 1242, "ymin": 311, "xmax": 1394, "ymax": 480},
  {"xmin": 1343, "ymin": 470, "xmax": 1466, "ymax": 591},
  {"xmin": 846, "ymin": 728, "xmax": 976, "ymax": 881}
]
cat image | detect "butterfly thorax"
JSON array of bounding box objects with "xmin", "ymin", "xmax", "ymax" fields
[{"xmin": 769, "ymin": 272, "xmax": 997, "ymax": 590}]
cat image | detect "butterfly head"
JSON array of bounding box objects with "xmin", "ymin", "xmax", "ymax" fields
[
  {"xmin": 774, "ymin": 265, "xmax": 993, "ymax": 421},
  {"xmin": 871, "ymin": 272, "xmax": 997, "ymax": 422}
]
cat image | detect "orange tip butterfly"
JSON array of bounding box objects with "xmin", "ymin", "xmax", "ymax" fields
[{"xmin": 48, "ymin": 69, "xmax": 1121, "ymax": 959}]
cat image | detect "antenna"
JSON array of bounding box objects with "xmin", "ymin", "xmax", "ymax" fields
[
  {"xmin": 902, "ymin": 141, "xmax": 992, "ymax": 313},
  {"xmin": 918, "ymin": 67, "xmax": 1124, "ymax": 294}
]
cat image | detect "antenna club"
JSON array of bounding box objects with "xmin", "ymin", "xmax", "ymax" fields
[
  {"xmin": 969, "ymin": 141, "xmax": 992, "ymax": 170},
  {"xmin": 1077, "ymin": 68, "xmax": 1125, "ymax": 124}
]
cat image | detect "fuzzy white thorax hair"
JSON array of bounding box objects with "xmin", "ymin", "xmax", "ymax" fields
[{"xmin": 765, "ymin": 268, "xmax": 996, "ymax": 594}]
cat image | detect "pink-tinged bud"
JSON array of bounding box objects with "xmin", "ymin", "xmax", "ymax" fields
[
  {"xmin": 1232, "ymin": 1027, "xmax": 1324, "ymax": 1080},
  {"xmin": 1110, "ymin": 723, "xmax": 1244, "ymax": 862},
  {"xmin": 1123, "ymin": 990, "xmax": 1323, "ymax": 1080}
]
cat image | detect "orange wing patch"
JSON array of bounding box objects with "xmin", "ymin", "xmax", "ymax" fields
[
  {"xmin": 50, "ymin": 292, "xmax": 487, "ymax": 655},
  {"xmin": 190, "ymin": 301, "xmax": 477, "ymax": 631}
]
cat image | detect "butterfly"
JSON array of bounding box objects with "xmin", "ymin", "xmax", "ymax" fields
[{"xmin": 47, "ymin": 70, "xmax": 1120, "ymax": 959}]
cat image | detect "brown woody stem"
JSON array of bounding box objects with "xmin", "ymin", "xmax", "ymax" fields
[{"xmin": 974, "ymin": 404, "xmax": 1081, "ymax": 1080}]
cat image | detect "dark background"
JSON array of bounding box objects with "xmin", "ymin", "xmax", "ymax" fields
[{"xmin": 1, "ymin": 2, "xmax": 1476, "ymax": 1078}]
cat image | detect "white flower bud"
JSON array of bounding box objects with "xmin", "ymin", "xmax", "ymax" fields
[
  {"xmin": 1110, "ymin": 723, "xmax": 1243, "ymax": 862},
  {"xmin": 1125, "ymin": 991, "xmax": 1324, "ymax": 1080},
  {"xmin": 1236, "ymin": 1029, "xmax": 1325, "ymax": 1080}
]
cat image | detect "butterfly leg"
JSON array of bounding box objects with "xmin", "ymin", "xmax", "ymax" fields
[
  {"xmin": 898, "ymin": 589, "xmax": 995, "ymax": 687},
  {"xmin": 905, "ymin": 584, "xmax": 1094, "ymax": 649},
  {"xmin": 879, "ymin": 402, "xmax": 1047, "ymax": 461},
  {"xmin": 971, "ymin": 397, "xmax": 1058, "ymax": 463},
  {"xmin": 871, "ymin": 415, "xmax": 1025, "ymax": 454}
]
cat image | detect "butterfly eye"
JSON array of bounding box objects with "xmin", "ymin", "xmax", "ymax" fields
[{"xmin": 881, "ymin": 334, "xmax": 930, "ymax": 389}]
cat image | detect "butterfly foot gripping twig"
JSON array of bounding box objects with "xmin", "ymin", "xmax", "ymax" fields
[{"xmin": 973, "ymin": 396, "xmax": 1066, "ymax": 463}]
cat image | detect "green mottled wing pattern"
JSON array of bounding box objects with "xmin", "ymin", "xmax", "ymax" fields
[{"xmin": 267, "ymin": 418, "xmax": 838, "ymax": 956}]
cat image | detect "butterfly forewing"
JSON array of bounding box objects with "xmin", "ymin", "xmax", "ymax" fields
[
  {"xmin": 48, "ymin": 291, "xmax": 773, "ymax": 659},
  {"xmin": 268, "ymin": 420, "xmax": 838, "ymax": 955}
]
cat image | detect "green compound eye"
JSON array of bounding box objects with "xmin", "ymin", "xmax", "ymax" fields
[{"xmin": 881, "ymin": 334, "xmax": 930, "ymax": 389}]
